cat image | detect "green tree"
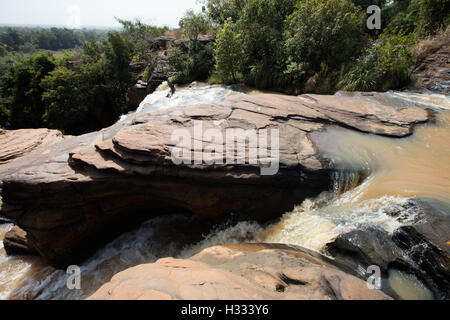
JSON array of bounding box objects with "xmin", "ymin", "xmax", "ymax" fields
[
  {"xmin": 338, "ymin": 29, "xmax": 418, "ymax": 91},
  {"xmin": 236, "ymin": 0, "xmax": 297, "ymax": 89},
  {"xmin": 284, "ymin": 0, "xmax": 364, "ymax": 90},
  {"xmin": 40, "ymin": 34, "xmax": 134, "ymax": 134},
  {"xmin": 205, "ymin": 0, "xmax": 246, "ymax": 24},
  {"xmin": 214, "ymin": 18, "xmax": 242, "ymax": 82},
  {"xmin": 419, "ymin": 0, "xmax": 450, "ymax": 35},
  {"xmin": 0, "ymin": 42, "xmax": 7, "ymax": 56},
  {"xmin": 179, "ymin": 10, "xmax": 210, "ymax": 48},
  {"xmin": 0, "ymin": 28, "xmax": 23, "ymax": 51},
  {"xmin": 41, "ymin": 67, "xmax": 89, "ymax": 133},
  {"xmin": 0, "ymin": 54, "xmax": 55, "ymax": 129},
  {"xmin": 116, "ymin": 18, "xmax": 167, "ymax": 63}
]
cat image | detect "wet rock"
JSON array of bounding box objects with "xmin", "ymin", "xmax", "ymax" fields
[
  {"xmin": 88, "ymin": 244, "xmax": 392, "ymax": 300},
  {"xmin": 127, "ymin": 81, "xmax": 154, "ymax": 111},
  {"xmin": 325, "ymin": 226, "xmax": 406, "ymax": 272},
  {"xmin": 0, "ymin": 217, "xmax": 12, "ymax": 225},
  {"xmin": 0, "ymin": 92, "xmax": 431, "ymax": 266},
  {"xmin": 325, "ymin": 198, "xmax": 450, "ymax": 300},
  {"xmin": 392, "ymin": 198, "xmax": 450, "ymax": 300},
  {"xmin": 3, "ymin": 225, "xmax": 39, "ymax": 256}
]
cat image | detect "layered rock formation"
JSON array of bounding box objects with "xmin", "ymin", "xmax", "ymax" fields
[
  {"xmin": 0, "ymin": 91, "xmax": 430, "ymax": 266},
  {"xmin": 413, "ymin": 42, "xmax": 450, "ymax": 94},
  {"xmin": 0, "ymin": 128, "xmax": 65, "ymax": 165},
  {"xmin": 89, "ymin": 244, "xmax": 392, "ymax": 300}
]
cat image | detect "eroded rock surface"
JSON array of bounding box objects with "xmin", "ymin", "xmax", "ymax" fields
[
  {"xmin": 0, "ymin": 92, "xmax": 430, "ymax": 266},
  {"xmin": 0, "ymin": 128, "xmax": 65, "ymax": 165},
  {"xmin": 88, "ymin": 244, "xmax": 392, "ymax": 300}
]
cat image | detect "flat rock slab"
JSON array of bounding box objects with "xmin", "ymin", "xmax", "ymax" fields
[{"xmin": 0, "ymin": 91, "xmax": 431, "ymax": 266}]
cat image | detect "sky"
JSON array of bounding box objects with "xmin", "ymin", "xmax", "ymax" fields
[{"xmin": 0, "ymin": 0, "xmax": 203, "ymax": 28}]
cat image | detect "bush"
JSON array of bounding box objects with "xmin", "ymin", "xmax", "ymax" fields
[
  {"xmin": 206, "ymin": 0, "xmax": 246, "ymax": 25},
  {"xmin": 339, "ymin": 29, "xmax": 418, "ymax": 91},
  {"xmin": 0, "ymin": 54, "xmax": 55, "ymax": 129},
  {"xmin": 179, "ymin": 10, "xmax": 210, "ymax": 46},
  {"xmin": 283, "ymin": 0, "xmax": 365, "ymax": 91},
  {"xmin": 168, "ymin": 43, "xmax": 215, "ymax": 84},
  {"xmin": 236, "ymin": 0, "xmax": 297, "ymax": 90}
]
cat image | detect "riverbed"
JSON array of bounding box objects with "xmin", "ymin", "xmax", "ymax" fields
[{"xmin": 0, "ymin": 86, "xmax": 449, "ymax": 300}]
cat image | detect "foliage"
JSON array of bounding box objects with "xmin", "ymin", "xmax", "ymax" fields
[
  {"xmin": 283, "ymin": 0, "xmax": 364, "ymax": 91},
  {"xmin": 0, "ymin": 31, "xmax": 134, "ymax": 134},
  {"xmin": 0, "ymin": 54, "xmax": 55, "ymax": 129},
  {"xmin": 116, "ymin": 18, "xmax": 167, "ymax": 63},
  {"xmin": 205, "ymin": 0, "xmax": 246, "ymax": 24},
  {"xmin": 40, "ymin": 33, "xmax": 134, "ymax": 134},
  {"xmin": 418, "ymin": 0, "xmax": 450, "ymax": 35},
  {"xmin": 169, "ymin": 10, "xmax": 215, "ymax": 84},
  {"xmin": 179, "ymin": 10, "xmax": 210, "ymax": 47},
  {"xmin": 338, "ymin": 29, "xmax": 418, "ymax": 91},
  {"xmin": 168, "ymin": 43, "xmax": 215, "ymax": 83},
  {"xmin": 0, "ymin": 26, "xmax": 108, "ymax": 52},
  {"xmin": 214, "ymin": 18, "xmax": 242, "ymax": 82},
  {"xmin": 236, "ymin": 0, "xmax": 297, "ymax": 90}
]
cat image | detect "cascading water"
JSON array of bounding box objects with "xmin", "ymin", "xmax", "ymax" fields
[{"xmin": 0, "ymin": 88, "xmax": 449, "ymax": 300}]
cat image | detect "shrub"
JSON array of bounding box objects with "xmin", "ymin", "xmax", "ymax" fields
[
  {"xmin": 284, "ymin": 0, "xmax": 365, "ymax": 91},
  {"xmin": 214, "ymin": 18, "xmax": 242, "ymax": 83},
  {"xmin": 339, "ymin": 29, "xmax": 418, "ymax": 91},
  {"xmin": 168, "ymin": 43, "xmax": 215, "ymax": 84}
]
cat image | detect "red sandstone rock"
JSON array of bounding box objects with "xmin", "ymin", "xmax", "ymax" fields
[{"xmin": 88, "ymin": 244, "xmax": 392, "ymax": 300}]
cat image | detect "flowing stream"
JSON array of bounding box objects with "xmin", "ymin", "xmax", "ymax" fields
[{"xmin": 0, "ymin": 86, "xmax": 449, "ymax": 300}]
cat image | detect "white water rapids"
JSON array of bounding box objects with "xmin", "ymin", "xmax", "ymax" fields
[{"xmin": 0, "ymin": 85, "xmax": 449, "ymax": 300}]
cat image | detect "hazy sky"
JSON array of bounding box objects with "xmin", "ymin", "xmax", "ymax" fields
[{"xmin": 0, "ymin": 0, "xmax": 203, "ymax": 28}]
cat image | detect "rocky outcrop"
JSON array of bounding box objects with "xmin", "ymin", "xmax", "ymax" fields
[
  {"xmin": 413, "ymin": 43, "xmax": 450, "ymax": 94},
  {"xmin": 127, "ymin": 52, "xmax": 175, "ymax": 110},
  {"xmin": 88, "ymin": 244, "xmax": 391, "ymax": 300},
  {"xmin": 0, "ymin": 128, "xmax": 65, "ymax": 165},
  {"xmin": 0, "ymin": 91, "xmax": 430, "ymax": 266},
  {"xmin": 325, "ymin": 198, "xmax": 450, "ymax": 299}
]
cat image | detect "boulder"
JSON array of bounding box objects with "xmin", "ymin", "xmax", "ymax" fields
[
  {"xmin": 325, "ymin": 198, "xmax": 450, "ymax": 299},
  {"xmin": 0, "ymin": 91, "xmax": 430, "ymax": 266},
  {"xmin": 3, "ymin": 225, "xmax": 39, "ymax": 256},
  {"xmin": 88, "ymin": 244, "xmax": 392, "ymax": 300}
]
